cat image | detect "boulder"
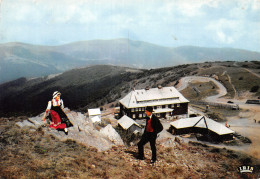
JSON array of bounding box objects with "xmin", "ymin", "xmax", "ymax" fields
[
  {"xmin": 28, "ymin": 116, "xmax": 43, "ymax": 128},
  {"xmin": 16, "ymin": 120, "xmax": 35, "ymax": 128},
  {"xmin": 100, "ymin": 124, "xmax": 124, "ymax": 146}
]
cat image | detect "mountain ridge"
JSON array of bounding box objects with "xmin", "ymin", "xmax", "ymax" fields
[
  {"xmin": 1, "ymin": 61, "xmax": 260, "ymax": 117},
  {"xmin": 1, "ymin": 39, "xmax": 260, "ymax": 83}
]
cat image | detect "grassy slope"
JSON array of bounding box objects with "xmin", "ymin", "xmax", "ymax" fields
[
  {"xmin": 0, "ymin": 118, "xmax": 259, "ymax": 179},
  {"xmin": 197, "ymin": 62, "xmax": 260, "ymax": 98},
  {"xmin": 180, "ymin": 81, "xmax": 219, "ymax": 101},
  {"xmin": 0, "ymin": 61, "xmax": 259, "ymax": 117}
]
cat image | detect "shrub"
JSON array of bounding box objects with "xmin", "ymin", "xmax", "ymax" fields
[
  {"xmin": 250, "ymin": 86, "xmax": 259, "ymax": 92},
  {"xmin": 210, "ymin": 148, "xmax": 220, "ymax": 153}
]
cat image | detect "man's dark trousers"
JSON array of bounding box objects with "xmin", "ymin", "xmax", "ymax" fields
[{"xmin": 138, "ymin": 132, "xmax": 157, "ymax": 161}]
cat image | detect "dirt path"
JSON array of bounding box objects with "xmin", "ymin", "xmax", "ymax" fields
[
  {"xmin": 176, "ymin": 76, "xmax": 227, "ymax": 102},
  {"xmin": 234, "ymin": 61, "xmax": 260, "ymax": 79},
  {"xmin": 243, "ymin": 68, "xmax": 260, "ymax": 78}
]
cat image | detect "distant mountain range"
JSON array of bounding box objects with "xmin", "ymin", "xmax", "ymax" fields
[{"xmin": 1, "ymin": 39, "xmax": 260, "ymax": 83}]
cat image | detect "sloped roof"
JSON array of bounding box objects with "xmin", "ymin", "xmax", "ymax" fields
[
  {"xmin": 119, "ymin": 86, "xmax": 189, "ymax": 108},
  {"xmin": 118, "ymin": 115, "xmax": 141, "ymax": 130},
  {"xmin": 170, "ymin": 116, "xmax": 202, "ymax": 128},
  {"xmin": 88, "ymin": 108, "xmax": 101, "ymax": 116},
  {"xmin": 91, "ymin": 116, "xmax": 101, "ymax": 123},
  {"xmin": 170, "ymin": 116, "xmax": 234, "ymax": 135}
]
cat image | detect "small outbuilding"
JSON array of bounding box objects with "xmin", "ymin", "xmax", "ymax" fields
[
  {"xmin": 170, "ymin": 116, "xmax": 235, "ymax": 142},
  {"xmin": 91, "ymin": 115, "xmax": 101, "ymax": 123},
  {"xmin": 88, "ymin": 108, "xmax": 101, "ymax": 123},
  {"xmin": 118, "ymin": 115, "xmax": 143, "ymax": 134}
]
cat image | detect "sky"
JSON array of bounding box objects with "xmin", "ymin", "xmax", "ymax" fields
[{"xmin": 0, "ymin": 0, "xmax": 259, "ymax": 52}]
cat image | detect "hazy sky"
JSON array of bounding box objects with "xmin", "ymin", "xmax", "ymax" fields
[{"xmin": 0, "ymin": 0, "xmax": 259, "ymax": 51}]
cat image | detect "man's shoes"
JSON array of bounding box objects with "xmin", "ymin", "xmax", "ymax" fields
[
  {"xmin": 150, "ymin": 159, "xmax": 156, "ymax": 164},
  {"xmin": 136, "ymin": 156, "xmax": 145, "ymax": 160}
]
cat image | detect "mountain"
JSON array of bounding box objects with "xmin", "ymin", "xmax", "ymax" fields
[
  {"xmin": 0, "ymin": 42, "xmax": 87, "ymax": 83},
  {"xmin": 0, "ymin": 63, "xmax": 198, "ymax": 116},
  {"xmin": 174, "ymin": 46, "xmax": 260, "ymax": 62},
  {"xmin": 1, "ymin": 60, "xmax": 260, "ymax": 117},
  {"xmin": 1, "ymin": 39, "xmax": 260, "ymax": 83},
  {"xmin": 0, "ymin": 65, "xmax": 145, "ymax": 116}
]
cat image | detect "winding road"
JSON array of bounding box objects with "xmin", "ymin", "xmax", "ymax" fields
[{"xmin": 176, "ymin": 76, "xmax": 227, "ymax": 103}]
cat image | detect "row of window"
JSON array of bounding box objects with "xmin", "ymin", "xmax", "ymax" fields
[
  {"xmin": 130, "ymin": 104, "xmax": 180, "ymax": 112},
  {"xmin": 131, "ymin": 112, "xmax": 173, "ymax": 119}
]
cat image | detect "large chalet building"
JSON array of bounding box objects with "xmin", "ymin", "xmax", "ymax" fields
[{"xmin": 119, "ymin": 86, "xmax": 189, "ymax": 119}]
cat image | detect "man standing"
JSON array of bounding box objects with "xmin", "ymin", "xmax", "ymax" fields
[{"xmin": 137, "ymin": 106, "xmax": 163, "ymax": 163}]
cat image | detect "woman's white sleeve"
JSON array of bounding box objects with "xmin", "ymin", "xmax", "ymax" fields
[
  {"xmin": 47, "ymin": 101, "xmax": 52, "ymax": 110},
  {"xmin": 61, "ymin": 99, "xmax": 64, "ymax": 109}
]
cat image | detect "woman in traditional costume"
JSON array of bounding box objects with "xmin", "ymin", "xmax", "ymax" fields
[{"xmin": 42, "ymin": 91, "xmax": 72, "ymax": 135}]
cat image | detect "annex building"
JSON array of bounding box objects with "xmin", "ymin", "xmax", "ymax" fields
[
  {"xmin": 170, "ymin": 116, "xmax": 235, "ymax": 142},
  {"xmin": 119, "ymin": 86, "xmax": 189, "ymax": 119}
]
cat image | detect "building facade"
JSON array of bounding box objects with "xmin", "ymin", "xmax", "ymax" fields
[
  {"xmin": 169, "ymin": 116, "xmax": 235, "ymax": 142},
  {"xmin": 119, "ymin": 86, "xmax": 189, "ymax": 119}
]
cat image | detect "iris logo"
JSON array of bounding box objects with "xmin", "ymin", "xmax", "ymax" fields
[{"xmin": 238, "ymin": 166, "xmax": 254, "ymax": 173}]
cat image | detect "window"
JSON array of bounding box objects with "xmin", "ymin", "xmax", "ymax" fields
[
  {"xmin": 131, "ymin": 108, "xmax": 134, "ymax": 112},
  {"xmin": 162, "ymin": 105, "xmax": 165, "ymax": 108},
  {"xmin": 177, "ymin": 104, "xmax": 180, "ymax": 107},
  {"xmin": 133, "ymin": 114, "xmax": 136, "ymax": 119},
  {"xmin": 168, "ymin": 104, "xmax": 172, "ymax": 108}
]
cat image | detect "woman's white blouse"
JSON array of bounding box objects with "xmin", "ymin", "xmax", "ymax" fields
[{"xmin": 47, "ymin": 99, "xmax": 64, "ymax": 110}]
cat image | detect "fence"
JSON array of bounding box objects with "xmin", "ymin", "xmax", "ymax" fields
[
  {"xmin": 246, "ymin": 100, "xmax": 260, "ymax": 105},
  {"xmin": 191, "ymin": 101, "xmax": 239, "ymax": 110}
]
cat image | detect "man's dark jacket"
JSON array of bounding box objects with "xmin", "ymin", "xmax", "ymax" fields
[{"xmin": 145, "ymin": 114, "xmax": 163, "ymax": 134}]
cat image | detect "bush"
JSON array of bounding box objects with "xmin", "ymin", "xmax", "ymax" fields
[
  {"xmin": 250, "ymin": 86, "xmax": 259, "ymax": 92},
  {"xmin": 210, "ymin": 148, "xmax": 220, "ymax": 153}
]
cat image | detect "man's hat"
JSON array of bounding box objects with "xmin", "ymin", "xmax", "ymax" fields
[{"xmin": 145, "ymin": 106, "xmax": 154, "ymax": 113}]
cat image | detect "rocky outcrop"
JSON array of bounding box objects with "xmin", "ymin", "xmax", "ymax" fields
[
  {"xmin": 15, "ymin": 109, "xmax": 123, "ymax": 152},
  {"xmin": 100, "ymin": 124, "xmax": 124, "ymax": 146}
]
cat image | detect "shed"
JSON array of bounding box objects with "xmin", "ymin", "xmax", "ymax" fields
[
  {"xmin": 91, "ymin": 116, "xmax": 101, "ymax": 123},
  {"xmin": 118, "ymin": 115, "xmax": 142, "ymax": 134},
  {"xmin": 88, "ymin": 108, "xmax": 101, "ymax": 117},
  {"xmin": 170, "ymin": 116, "xmax": 234, "ymax": 142}
]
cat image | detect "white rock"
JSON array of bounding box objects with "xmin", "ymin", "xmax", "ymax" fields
[{"xmin": 100, "ymin": 124, "xmax": 124, "ymax": 146}]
